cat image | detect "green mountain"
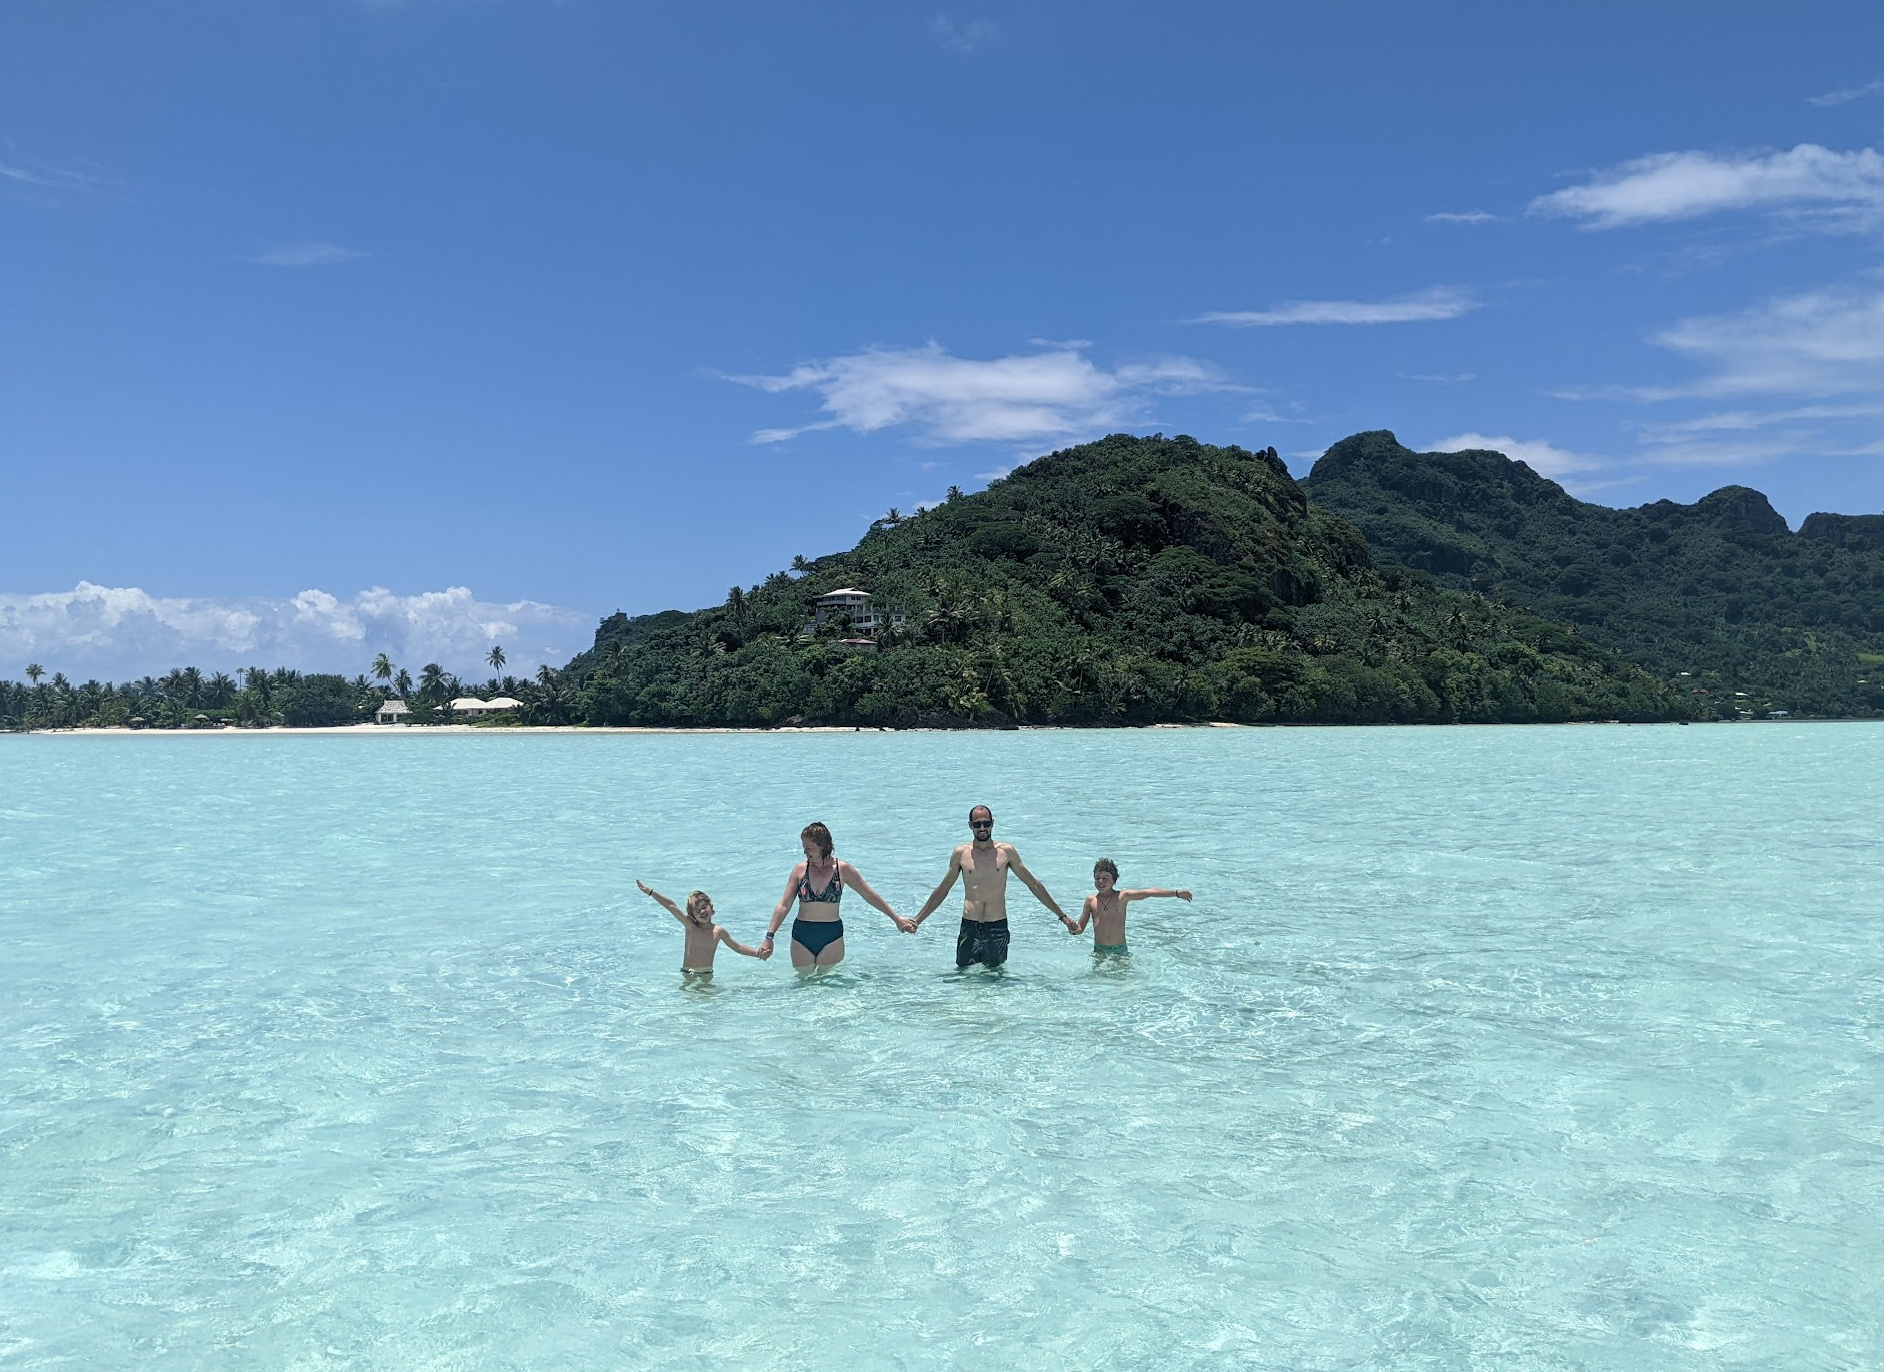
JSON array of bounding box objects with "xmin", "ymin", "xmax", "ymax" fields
[
  {"xmin": 1300, "ymin": 431, "xmax": 1884, "ymax": 718},
  {"xmin": 567, "ymin": 434, "xmax": 1682, "ymax": 727}
]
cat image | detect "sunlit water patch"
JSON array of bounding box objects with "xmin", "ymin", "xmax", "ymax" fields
[{"xmin": 2, "ymin": 725, "xmax": 1880, "ymax": 1368}]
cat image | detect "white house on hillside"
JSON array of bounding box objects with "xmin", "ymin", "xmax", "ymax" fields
[{"xmin": 809, "ymin": 588, "xmax": 907, "ymax": 637}]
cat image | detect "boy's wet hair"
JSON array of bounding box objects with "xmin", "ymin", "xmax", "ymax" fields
[
  {"xmin": 801, "ymin": 822, "xmax": 834, "ymax": 859},
  {"xmin": 1093, "ymin": 858, "xmax": 1119, "ymax": 881},
  {"xmin": 685, "ymin": 891, "xmax": 713, "ymax": 924}
]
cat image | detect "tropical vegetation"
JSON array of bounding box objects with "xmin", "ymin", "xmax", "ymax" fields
[
  {"xmin": 557, "ymin": 434, "xmax": 1682, "ymax": 726},
  {"xmin": 1301, "ymin": 431, "xmax": 1884, "ymax": 719},
  {"xmin": 9, "ymin": 428, "xmax": 1880, "ymax": 731}
]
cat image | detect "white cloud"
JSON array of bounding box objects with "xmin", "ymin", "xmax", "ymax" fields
[
  {"xmin": 1425, "ymin": 210, "xmax": 1500, "ymax": 224},
  {"xmin": 1428, "ymin": 432, "xmax": 1606, "ymax": 480},
  {"xmin": 728, "ymin": 342, "xmax": 1235, "ymax": 446},
  {"xmin": 930, "ymin": 14, "xmax": 998, "ymax": 54},
  {"xmin": 1628, "ymin": 402, "xmax": 1884, "ymax": 468},
  {"xmin": 1629, "ymin": 434, "xmax": 1813, "ymax": 468},
  {"xmin": 1529, "ymin": 143, "xmax": 1884, "ymax": 229},
  {"xmin": 0, "ymin": 583, "xmax": 586, "ymax": 683},
  {"xmin": 0, "ymin": 158, "xmax": 111, "ymax": 194},
  {"xmin": 251, "ymin": 242, "xmax": 369, "ymax": 267},
  {"xmin": 1190, "ymin": 287, "xmax": 1477, "ymax": 327},
  {"xmin": 1809, "ymin": 78, "xmax": 1884, "ymax": 107},
  {"xmin": 1652, "ymin": 285, "xmax": 1884, "ymax": 397},
  {"xmin": 1638, "ymin": 403, "xmax": 1884, "ymax": 437}
]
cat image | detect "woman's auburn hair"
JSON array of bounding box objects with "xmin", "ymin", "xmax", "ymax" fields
[{"xmin": 801, "ymin": 822, "xmax": 834, "ymax": 859}]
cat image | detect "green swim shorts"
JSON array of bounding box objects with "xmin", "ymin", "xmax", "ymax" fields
[{"xmin": 1093, "ymin": 943, "xmax": 1129, "ymax": 956}]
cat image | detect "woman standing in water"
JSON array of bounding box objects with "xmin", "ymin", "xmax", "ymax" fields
[{"xmin": 760, "ymin": 822, "xmax": 915, "ymax": 969}]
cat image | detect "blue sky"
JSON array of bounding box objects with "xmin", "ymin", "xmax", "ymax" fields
[{"xmin": 5, "ymin": 1, "xmax": 1884, "ymax": 679}]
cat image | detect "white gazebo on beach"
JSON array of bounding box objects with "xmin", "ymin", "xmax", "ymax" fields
[{"xmin": 374, "ymin": 699, "xmax": 410, "ymax": 725}]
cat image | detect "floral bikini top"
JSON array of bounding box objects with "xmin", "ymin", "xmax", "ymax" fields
[{"xmin": 797, "ymin": 861, "xmax": 843, "ymax": 904}]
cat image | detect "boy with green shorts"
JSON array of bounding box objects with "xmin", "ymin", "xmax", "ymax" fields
[{"xmin": 1070, "ymin": 858, "xmax": 1192, "ymax": 956}]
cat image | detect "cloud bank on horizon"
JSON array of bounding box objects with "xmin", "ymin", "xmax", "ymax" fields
[{"xmin": 0, "ymin": 584, "xmax": 588, "ymax": 684}]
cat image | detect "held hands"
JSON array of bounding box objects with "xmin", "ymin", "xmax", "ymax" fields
[
  {"xmin": 893, "ymin": 915, "xmax": 918, "ymax": 934},
  {"xmin": 758, "ymin": 935, "xmax": 775, "ymax": 960}
]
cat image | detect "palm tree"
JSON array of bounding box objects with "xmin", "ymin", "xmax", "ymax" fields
[
  {"xmin": 419, "ymin": 663, "xmax": 446, "ymax": 704},
  {"xmin": 536, "ymin": 664, "xmax": 556, "ymax": 689},
  {"xmin": 883, "ymin": 507, "xmax": 903, "ymax": 525},
  {"xmin": 394, "ymin": 668, "xmax": 412, "ymax": 697},
  {"xmin": 727, "ymin": 586, "xmax": 746, "ymax": 625},
  {"xmin": 487, "ymin": 645, "xmax": 506, "ymax": 673},
  {"xmin": 207, "ymin": 672, "xmax": 236, "ymax": 706},
  {"xmin": 371, "ymin": 653, "xmax": 394, "ymax": 687},
  {"xmin": 24, "ymin": 663, "xmax": 44, "ymax": 685}
]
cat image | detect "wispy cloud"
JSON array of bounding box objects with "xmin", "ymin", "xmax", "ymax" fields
[
  {"xmin": 1425, "ymin": 210, "xmax": 1501, "ymax": 225},
  {"xmin": 0, "ymin": 583, "xmax": 585, "ymax": 682},
  {"xmin": 1428, "ymin": 432, "xmax": 1606, "ymax": 482},
  {"xmin": 1627, "ymin": 403, "xmax": 1884, "ymax": 468},
  {"xmin": 930, "ymin": 14, "xmax": 998, "ymax": 55},
  {"xmin": 0, "ymin": 158, "xmax": 112, "ymax": 194},
  {"xmin": 727, "ymin": 342, "xmax": 1236, "ymax": 446},
  {"xmin": 1809, "ymin": 78, "xmax": 1884, "ymax": 107},
  {"xmin": 1630, "ymin": 434, "xmax": 1814, "ymax": 468},
  {"xmin": 251, "ymin": 242, "xmax": 369, "ymax": 267},
  {"xmin": 1530, "ymin": 143, "xmax": 1884, "ymax": 230},
  {"xmin": 1189, "ymin": 287, "xmax": 1477, "ymax": 327},
  {"xmin": 1651, "ymin": 285, "xmax": 1884, "ymax": 397}
]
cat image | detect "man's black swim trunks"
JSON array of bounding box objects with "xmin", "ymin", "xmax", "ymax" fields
[{"xmin": 956, "ymin": 917, "xmax": 1010, "ymax": 969}]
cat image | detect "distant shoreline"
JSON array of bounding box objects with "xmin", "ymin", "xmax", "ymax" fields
[{"xmin": 19, "ymin": 717, "xmax": 1873, "ymax": 738}]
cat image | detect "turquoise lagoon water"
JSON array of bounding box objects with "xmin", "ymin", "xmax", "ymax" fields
[{"xmin": 2, "ymin": 725, "xmax": 1880, "ymax": 1370}]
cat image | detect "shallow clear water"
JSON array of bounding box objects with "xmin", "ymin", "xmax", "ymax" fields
[{"xmin": 2, "ymin": 725, "xmax": 1880, "ymax": 1369}]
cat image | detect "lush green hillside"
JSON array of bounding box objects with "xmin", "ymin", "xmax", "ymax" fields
[
  {"xmin": 566, "ymin": 434, "xmax": 1683, "ymax": 727},
  {"xmin": 1300, "ymin": 431, "xmax": 1884, "ymax": 718}
]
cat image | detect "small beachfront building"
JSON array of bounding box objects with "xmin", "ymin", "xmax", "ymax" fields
[
  {"xmin": 484, "ymin": 696, "xmax": 524, "ymax": 712},
  {"xmin": 449, "ymin": 696, "xmax": 498, "ymax": 715},
  {"xmin": 375, "ymin": 699, "xmax": 410, "ymax": 725}
]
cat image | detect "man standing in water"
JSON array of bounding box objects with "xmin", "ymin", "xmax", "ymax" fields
[{"xmin": 912, "ymin": 805, "xmax": 1076, "ymax": 969}]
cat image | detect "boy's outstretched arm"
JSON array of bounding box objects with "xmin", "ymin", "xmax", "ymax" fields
[
  {"xmin": 1122, "ymin": 888, "xmax": 1192, "ymax": 904},
  {"xmin": 717, "ymin": 926, "xmax": 763, "ymax": 958},
  {"xmin": 636, "ymin": 879, "xmax": 690, "ymax": 924}
]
